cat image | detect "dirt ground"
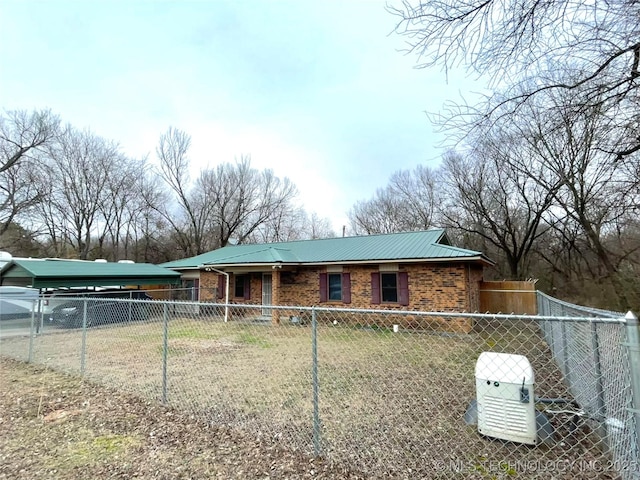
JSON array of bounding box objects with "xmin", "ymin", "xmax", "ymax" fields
[{"xmin": 0, "ymin": 357, "xmax": 366, "ymax": 480}]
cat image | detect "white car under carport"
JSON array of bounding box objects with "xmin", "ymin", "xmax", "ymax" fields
[{"xmin": 0, "ymin": 286, "xmax": 39, "ymax": 319}]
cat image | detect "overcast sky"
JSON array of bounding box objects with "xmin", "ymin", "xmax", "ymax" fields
[{"xmin": 0, "ymin": 0, "xmax": 486, "ymax": 232}]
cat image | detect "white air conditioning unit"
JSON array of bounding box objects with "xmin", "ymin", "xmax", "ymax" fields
[{"xmin": 475, "ymin": 352, "xmax": 537, "ymax": 445}]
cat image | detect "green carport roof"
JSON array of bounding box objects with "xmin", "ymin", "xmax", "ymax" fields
[{"xmin": 0, "ymin": 259, "xmax": 181, "ymax": 288}]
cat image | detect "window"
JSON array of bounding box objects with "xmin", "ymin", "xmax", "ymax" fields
[
  {"xmin": 319, "ymin": 272, "xmax": 351, "ymax": 303},
  {"xmin": 328, "ymin": 273, "xmax": 342, "ymax": 301},
  {"xmin": 185, "ymin": 279, "xmax": 200, "ymax": 301},
  {"xmin": 381, "ymin": 273, "xmax": 398, "ymax": 303},
  {"xmin": 371, "ymin": 271, "xmax": 409, "ymax": 306},
  {"xmin": 177, "ymin": 279, "xmax": 199, "ymax": 301},
  {"xmin": 234, "ymin": 275, "xmax": 250, "ymax": 299}
]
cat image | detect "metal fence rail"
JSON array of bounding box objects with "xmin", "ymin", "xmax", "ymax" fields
[{"xmin": 1, "ymin": 293, "xmax": 639, "ymax": 479}]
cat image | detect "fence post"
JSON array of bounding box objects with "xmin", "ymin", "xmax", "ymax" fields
[
  {"xmin": 28, "ymin": 301, "xmax": 35, "ymax": 363},
  {"xmin": 80, "ymin": 299, "xmax": 88, "ymax": 375},
  {"xmin": 311, "ymin": 306, "xmax": 321, "ymax": 456},
  {"xmin": 561, "ymin": 320, "xmax": 569, "ymax": 377},
  {"xmin": 589, "ymin": 321, "xmax": 606, "ymax": 440},
  {"xmin": 128, "ymin": 290, "xmax": 133, "ymax": 323},
  {"xmin": 162, "ymin": 303, "xmax": 169, "ymax": 405},
  {"xmin": 624, "ymin": 311, "xmax": 640, "ymax": 456}
]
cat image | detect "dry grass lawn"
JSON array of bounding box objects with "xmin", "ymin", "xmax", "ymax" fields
[
  {"xmin": 0, "ymin": 314, "xmax": 620, "ymax": 479},
  {"xmin": 0, "ymin": 357, "xmax": 364, "ymax": 479}
]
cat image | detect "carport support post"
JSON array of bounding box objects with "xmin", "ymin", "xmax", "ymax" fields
[
  {"xmin": 624, "ymin": 311, "xmax": 640, "ymax": 455},
  {"xmin": 162, "ymin": 303, "xmax": 169, "ymax": 405},
  {"xmin": 80, "ymin": 299, "xmax": 88, "ymax": 375},
  {"xmin": 311, "ymin": 307, "xmax": 321, "ymax": 456}
]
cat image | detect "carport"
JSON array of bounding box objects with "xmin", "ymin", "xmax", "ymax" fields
[
  {"xmin": 0, "ymin": 258, "xmax": 181, "ymax": 289},
  {"xmin": 0, "ymin": 259, "xmax": 180, "ymax": 337}
]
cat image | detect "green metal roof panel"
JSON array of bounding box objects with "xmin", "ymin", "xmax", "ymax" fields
[
  {"xmin": 162, "ymin": 229, "xmax": 492, "ymax": 269},
  {"xmin": 0, "ymin": 259, "xmax": 181, "ymax": 288}
]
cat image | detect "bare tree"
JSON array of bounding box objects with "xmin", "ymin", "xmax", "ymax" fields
[
  {"xmin": 37, "ymin": 127, "xmax": 126, "ymax": 259},
  {"xmin": 155, "ymin": 127, "xmax": 212, "ymax": 256},
  {"xmin": 388, "ymin": 165, "xmax": 439, "ymax": 229},
  {"xmin": 348, "ymin": 165, "xmax": 440, "ymax": 235},
  {"xmin": 246, "ymin": 205, "xmax": 307, "ymax": 243},
  {"xmin": 92, "ymin": 155, "xmax": 151, "ymax": 261},
  {"xmin": 130, "ymin": 175, "xmax": 174, "ymax": 263},
  {"xmin": 0, "ymin": 161, "xmax": 45, "ymax": 237},
  {"xmin": 306, "ymin": 212, "xmax": 336, "ymax": 240},
  {"xmin": 0, "ymin": 109, "xmax": 59, "ymax": 235},
  {"xmin": 198, "ymin": 156, "xmax": 299, "ymax": 247},
  {"xmin": 156, "ymin": 127, "xmax": 300, "ymax": 254},
  {"xmin": 440, "ymin": 140, "xmax": 558, "ymax": 279},
  {"xmin": 348, "ymin": 189, "xmax": 407, "ymax": 235},
  {"xmin": 510, "ymin": 90, "xmax": 640, "ymax": 307},
  {"xmin": 390, "ymin": 0, "xmax": 640, "ymax": 158},
  {"xmin": 0, "ymin": 109, "xmax": 59, "ymax": 173},
  {"xmin": 248, "ymin": 209, "xmax": 336, "ymax": 243}
]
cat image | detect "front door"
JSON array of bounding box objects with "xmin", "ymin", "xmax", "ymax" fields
[{"xmin": 262, "ymin": 274, "xmax": 272, "ymax": 316}]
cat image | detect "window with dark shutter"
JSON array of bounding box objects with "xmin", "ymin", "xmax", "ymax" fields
[
  {"xmin": 193, "ymin": 278, "xmax": 200, "ymax": 301},
  {"xmin": 328, "ymin": 273, "xmax": 342, "ymax": 301},
  {"xmin": 342, "ymin": 272, "xmax": 351, "ymax": 304},
  {"xmin": 235, "ymin": 275, "xmax": 247, "ymax": 298},
  {"xmin": 381, "ymin": 273, "xmax": 398, "ymax": 303},
  {"xmin": 244, "ymin": 276, "xmax": 251, "ymax": 300},
  {"xmin": 371, "ymin": 272, "xmax": 381, "ymax": 304},
  {"xmin": 398, "ymin": 272, "xmax": 409, "ymax": 306},
  {"xmin": 319, "ymin": 273, "xmax": 328, "ymax": 302}
]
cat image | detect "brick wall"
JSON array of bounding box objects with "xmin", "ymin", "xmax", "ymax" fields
[
  {"xmin": 279, "ymin": 267, "xmax": 324, "ymax": 305},
  {"xmin": 198, "ymin": 262, "xmax": 483, "ymax": 332},
  {"xmin": 199, "ymin": 273, "xmax": 217, "ymax": 302}
]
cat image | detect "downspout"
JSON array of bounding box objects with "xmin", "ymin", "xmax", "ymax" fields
[{"xmin": 203, "ymin": 266, "xmax": 229, "ymax": 323}]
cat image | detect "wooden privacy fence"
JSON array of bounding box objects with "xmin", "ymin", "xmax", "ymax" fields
[{"xmin": 479, "ymin": 280, "xmax": 537, "ymax": 314}]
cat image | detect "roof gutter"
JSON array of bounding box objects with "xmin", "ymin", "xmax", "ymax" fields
[{"xmin": 202, "ymin": 256, "xmax": 495, "ymax": 269}]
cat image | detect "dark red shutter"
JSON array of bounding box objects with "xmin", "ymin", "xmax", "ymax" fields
[
  {"xmin": 371, "ymin": 272, "xmax": 381, "ymax": 304},
  {"xmin": 244, "ymin": 276, "xmax": 251, "ymax": 300},
  {"xmin": 342, "ymin": 272, "xmax": 351, "ymax": 304},
  {"xmin": 398, "ymin": 272, "xmax": 409, "ymax": 306},
  {"xmin": 194, "ymin": 278, "xmax": 200, "ymax": 301},
  {"xmin": 217, "ymin": 275, "xmax": 224, "ymax": 299},
  {"xmin": 319, "ymin": 273, "xmax": 328, "ymax": 302}
]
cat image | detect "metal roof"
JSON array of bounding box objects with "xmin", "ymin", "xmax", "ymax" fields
[
  {"xmin": 0, "ymin": 259, "xmax": 181, "ymax": 288},
  {"xmin": 162, "ymin": 229, "xmax": 494, "ymax": 269}
]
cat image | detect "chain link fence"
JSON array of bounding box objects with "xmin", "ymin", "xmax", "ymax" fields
[
  {"xmin": 1, "ymin": 291, "xmax": 639, "ymax": 479},
  {"xmin": 537, "ymin": 292, "xmax": 639, "ymax": 480}
]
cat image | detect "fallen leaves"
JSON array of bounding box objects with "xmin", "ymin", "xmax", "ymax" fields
[{"xmin": 0, "ymin": 357, "xmax": 367, "ymax": 479}]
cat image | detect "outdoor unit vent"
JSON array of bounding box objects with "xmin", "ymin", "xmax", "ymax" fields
[{"xmin": 475, "ymin": 352, "xmax": 537, "ymax": 445}]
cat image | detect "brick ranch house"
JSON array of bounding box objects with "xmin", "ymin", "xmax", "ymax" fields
[{"xmin": 161, "ymin": 229, "xmax": 494, "ymax": 332}]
